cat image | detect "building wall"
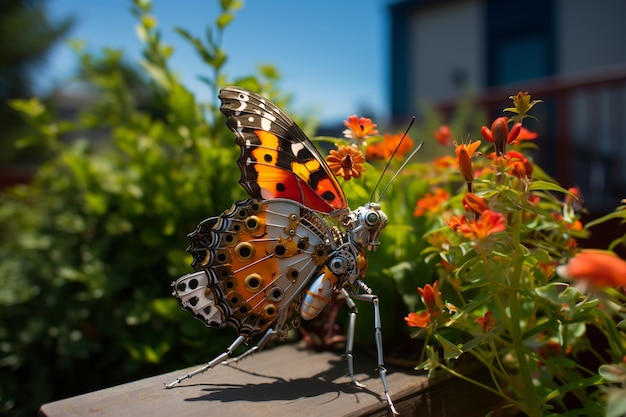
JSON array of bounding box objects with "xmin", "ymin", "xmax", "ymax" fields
[
  {"xmin": 388, "ymin": 0, "xmax": 626, "ymax": 211},
  {"xmin": 409, "ymin": 0, "xmax": 484, "ymax": 103},
  {"xmin": 557, "ymin": 0, "xmax": 626, "ymax": 74},
  {"xmin": 391, "ymin": 0, "xmax": 626, "ymax": 106}
]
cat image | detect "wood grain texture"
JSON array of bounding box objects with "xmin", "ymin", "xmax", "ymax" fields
[{"xmin": 39, "ymin": 343, "xmax": 507, "ymax": 417}]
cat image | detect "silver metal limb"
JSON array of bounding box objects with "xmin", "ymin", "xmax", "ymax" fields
[
  {"xmin": 224, "ymin": 309, "xmax": 288, "ymax": 364},
  {"xmin": 164, "ymin": 335, "xmax": 247, "ymax": 388},
  {"xmin": 344, "ymin": 282, "xmax": 399, "ymax": 415},
  {"xmin": 224, "ymin": 328, "xmax": 277, "ymax": 364},
  {"xmin": 341, "ymin": 288, "xmax": 366, "ymax": 388}
]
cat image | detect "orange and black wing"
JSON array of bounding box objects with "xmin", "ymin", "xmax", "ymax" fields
[
  {"xmin": 171, "ymin": 199, "xmax": 333, "ymax": 337},
  {"xmin": 219, "ymin": 86, "xmax": 347, "ymax": 214}
]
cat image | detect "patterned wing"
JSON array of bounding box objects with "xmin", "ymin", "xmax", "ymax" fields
[
  {"xmin": 171, "ymin": 199, "xmax": 336, "ymax": 338},
  {"xmin": 219, "ymin": 86, "xmax": 348, "ymax": 215}
]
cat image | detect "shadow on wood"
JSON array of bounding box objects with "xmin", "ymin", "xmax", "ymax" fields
[{"xmin": 39, "ymin": 343, "xmax": 507, "ymax": 417}]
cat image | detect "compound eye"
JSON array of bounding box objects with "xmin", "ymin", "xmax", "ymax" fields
[{"xmin": 365, "ymin": 211, "xmax": 380, "ymax": 226}]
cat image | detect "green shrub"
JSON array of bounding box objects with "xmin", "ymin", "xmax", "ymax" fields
[{"xmin": 0, "ymin": 1, "xmax": 313, "ymax": 415}]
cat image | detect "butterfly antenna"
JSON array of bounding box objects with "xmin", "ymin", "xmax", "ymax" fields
[
  {"xmin": 376, "ymin": 141, "xmax": 424, "ymax": 203},
  {"xmin": 368, "ymin": 116, "xmax": 416, "ymax": 202}
]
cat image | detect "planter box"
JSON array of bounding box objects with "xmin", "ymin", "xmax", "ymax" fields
[{"xmin": 39, "ymin": 343, "xmax": 505, "ymax": 417}]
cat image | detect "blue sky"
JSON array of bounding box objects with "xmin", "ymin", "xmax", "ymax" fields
[{"xmin": 41, "ymin": 0, "xmax": 391, "ymax": 124}]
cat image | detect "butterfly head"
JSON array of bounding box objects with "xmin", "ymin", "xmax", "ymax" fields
[{"xmin": 344, "ymin": 202, "xmax": 388, "ymax": 251}]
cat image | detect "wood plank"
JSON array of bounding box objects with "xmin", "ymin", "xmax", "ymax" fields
[
  {"xmin": 39, "ymin": 343, "xmax": 428, "ymax": 417},
  {"xmin": 39, "ymin": 342, "xmax": 510, "ymax": 417}
]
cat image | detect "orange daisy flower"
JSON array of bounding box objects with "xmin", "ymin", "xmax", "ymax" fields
[
  {"xmin": 343, "ymin": 115, "xmax": 379, "ymax": 143},
  {"xmin": 447, "ymin": 210, "xmax": 506, "ymax": 240},
  {"xmin": 414, "ymin": 188, "xmax": 450, "ymax": 217},
  {"xmin": 326, "ymin": 145, "xmax": 365, "ymax": 181},
  {"xmin": 366, "ymin": 132, "xmax": 414, "ymax": 161}
]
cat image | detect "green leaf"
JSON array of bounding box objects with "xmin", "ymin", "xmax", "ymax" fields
[
  {"xmin": 141, "ymin": 14, "xmax": 157, "ymax": 29},
  {"xmin": 584, "ymin": 210, "xmax": 626, "ymax": 229},
  {"xmin": 151, "ymin": 298, "xmax": 181, "ymax": 320},
  {"xmin": 599, "ymin": 364, "xmax": 626, "ymax": 383},
  {"xmin": 220, "ymin": 0, "xmax": 243, "ymax": 12},
  {"xmin": 15, "ymin": 135, "xmax": 45, "ymax": 148},
  {"xmin": 435, "ymin": 333, "xmax": 463, "ymax": 361},
  {"xmin": 139, "ymin": 59, "xmax": 171, "ymax": 90},
  {"xmin": 415, "ymin": 345, "xmax": 440, "ymax": 372},
  {"xmin": 607, "ymin": 387, "xmax": 626, "ymax": 417},
  {"xmin": 216, "ymin": 13, "xmax": 233, "ymax": 29},
  {"xmin": 8, "ymin": 98, "xmax": 46, "ymax": 118},
  {"xmin": 168, "ymin": 83, "xmax": 197, "ymax": 127},
  {"xmin": 259, "ymin": 64, "xmax": 281, "ymax": 81},
  {"xmin": 529, "ymin": 180, "xmax": 571, "ymax": 194},
  {"xmin": 461, "ymin": 335, "xmax": 485, "ymax": 352},
  {"xmin": 133, "ymin": 0, "xmax": 152, "ymax": 13}
]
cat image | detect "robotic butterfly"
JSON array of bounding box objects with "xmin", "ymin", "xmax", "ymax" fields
[{"xmin": 166, "ymin": 86, "xmax": 409, "ymax": 414}]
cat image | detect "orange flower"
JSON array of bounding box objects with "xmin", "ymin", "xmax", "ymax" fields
[
  {"xmin": 418, "ymin": 281, "xmax": 444, "ymax": 317},
  {"xmin": 448, "ymin": 210, "xmax": 506, "ymax": 240},
  {"xmin": 366, "ymin": 132, "xmax": 414, "ymax": 161},
  {"xmin": 326, "ymin": 145, "xmax": 365, "ymax": 180},
  {"xmin": 434, "ymin": 125, "xmax": 452, "ymax": 146},
  {"xmin": 506, "ymin": 150, "xmax": 533, "ymax": 179},
  {"xmin": 343, "ymin": 115, "xmax": 378, "ymax": 142},
  {"xmin": 564, "ymin": 186, "xmax": 582, "ymax": 208},
  {"xmin": 537, "ymin": 261, "xmax": 557, "ymax": 278},
  {"xmin": 414, "ymin": 188, "xmax": 450, "ymax": 216},
  {"xmin": 476, "ymin": 311, "xmax": 497, "ymax": 332},
  {"xmin": 536, "ymin": 334, "xmax": 572, "ymax": 363},
  {"xmin": 510, "ymin": 126, "xmax": 538, "ymax": 145},
  {"xmin": 470, "ymin": 210, "xmax": 506, "ymax": 239},
  {"xmin": 557, "ymin": 249, "xmax": 626, "ymax": 288},
  {"xmin": 426, "ymin": 232, "xmax": 450, "ymax": 251},
  {"xmin": 447, "ymin": 215, "xmax": 464, "ymax": 232},
  {"xmin": 552, "ymin": 212, "xmax": 583, "ymax": 231},
  {"xmin": 454, "ymin": 140, "xmax": 481, "ymax": 191},
  {"xmin": 481, "ymin": 117, "xmax": 521, "ymax": 156},
  {"xmin": 485, "ymin": 150, "xmax": 533, "ymax": 179},
  {"xmin": 528, "ymin": 194, "xmax": 541, "ymax": 205},
  {"xmin": 462, "ymin": 193, "xmax": 489, "ymax": 215},
  {"xmin": 404, "ymin": 311, "xmax": 430, "ymax": 328},
  {"xmin": 433, "ymin": 155, "xmax": 456, "ymax": 169}
]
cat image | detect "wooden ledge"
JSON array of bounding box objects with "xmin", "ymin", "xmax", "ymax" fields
[{"xmin": 39, "ymin": 343, "xmax": 504, "ymax": 417}]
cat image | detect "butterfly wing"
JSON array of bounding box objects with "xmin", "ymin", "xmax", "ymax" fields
[
  {"xmin": 171, "ymin": 199, "xmax": 335, "ymax": 338},
  {"xmin": 219, "ymin": 86, "xmax": 348, "ymax": 215}
]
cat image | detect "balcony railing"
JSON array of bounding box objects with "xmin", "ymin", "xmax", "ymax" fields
[{"xmin": 438, "ymin": 64, "xmax": 626, "ymax": 214}]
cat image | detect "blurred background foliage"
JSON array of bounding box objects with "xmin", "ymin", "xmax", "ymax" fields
[
  {"xmin": 0, "ymin": 1, "xmax": 487, "ymax": 416},
  {"xmin": 0, "ymin": 0, "xmax": 73, "ymax": 166},
  {"xmin": 0, "ymin": 0, "xmax": 317, "ymax": 415}
]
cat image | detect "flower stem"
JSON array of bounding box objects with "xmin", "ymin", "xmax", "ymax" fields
[
  {"xmin": 438, "ymin": 363, "xmax": 523, "ymax": 411},
  {"xmin": 508, "ymin": 209, "xmax": 542, "ymax": 416}
]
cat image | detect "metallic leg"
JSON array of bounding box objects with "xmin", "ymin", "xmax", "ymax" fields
[
  {"xmin": 341, "ymin": 288, "xmax": 366, "ymax": 388},
  {"xmin": 224, "ymin": 310, "xmax": 288, "ymax": 364},
  {"xmin": 349, "ymin": 281, "xmax": 399, "ymax": 415},
  {"xmin": 164, "ymin": 335, "xmax": 247, "ymax": 388},
  {"xmin": 225, "ymin": 328, "xmax": 276, "ymax": 364}
]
